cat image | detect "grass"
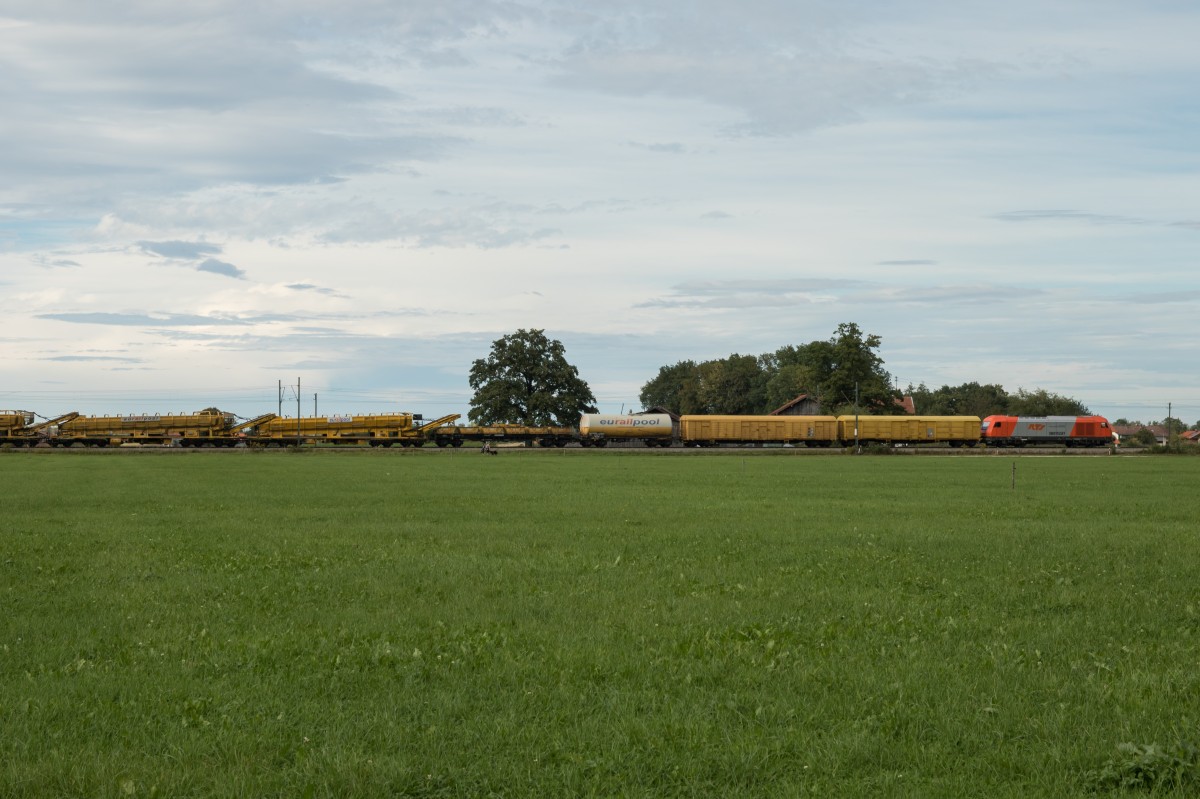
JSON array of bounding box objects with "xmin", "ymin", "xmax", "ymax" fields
[{"xmin": 2, "ymin": 450, "xmax": 1199, "ymax": 797}]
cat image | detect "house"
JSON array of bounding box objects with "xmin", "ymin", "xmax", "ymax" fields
[
  {"xmin": 1113, "ymin": 424, "xmax": 1168, "ymax": 445},
  {"xmin": 770, "ymin": 393, "xmax": 917, "ymax": 416},
  {"xmin": 769, "ymin": 394, "xmax": 822, "ymax": 416}
]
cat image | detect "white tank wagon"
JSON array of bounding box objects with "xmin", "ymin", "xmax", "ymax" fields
[{"xmin": 578, "ymin": 413, "xmax": 675, "ymax": 447}]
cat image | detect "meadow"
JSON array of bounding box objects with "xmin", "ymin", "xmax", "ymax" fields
[{"xmin": 2, "ymin": 450, "xmax": 1198, "ymax": 797}]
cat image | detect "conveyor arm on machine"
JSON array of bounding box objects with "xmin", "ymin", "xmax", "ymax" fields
[
  {"xmin": 228, "ymin": 413, "xmax": 278, "ymax": 435},
  {"xmin": 26, "ymin": 411, "xmax": 80, "ymax": 433},
  {"xmin": 415, "ymin": 413, "xmax": 462, "ymax": 438}
]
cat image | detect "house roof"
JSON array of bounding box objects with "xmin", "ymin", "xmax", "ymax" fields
[
  {"xmin": 769, "ymin": 394, "xmax": 816, "ymax": 415},
  {"xmin": 1113, "ymin": 424, "xmax": 1168, "ymax": 439},
  {"xmin": 769, "ymin": 393, "xmax": 917, "ymax": 415},
  {"xmin": 641, "ymin": 406, "xmax": 680, "ymax": 422}
]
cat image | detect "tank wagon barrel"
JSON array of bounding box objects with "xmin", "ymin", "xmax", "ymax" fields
[{"xmin": 579, "ymin": 413, "xmax": 674, "ymax": 447}]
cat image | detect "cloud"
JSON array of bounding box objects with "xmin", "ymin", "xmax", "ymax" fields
[
  {"xmin": 37, "ymin": 312, "xmax": 253, "ymax": 327},
  {"xmin": 628, "ymin": 140, "xmax": 686, "ymax": 154},
  {"xmin": 135, "ymin": 240, "xmax": 246, "ymax": 278},
  {"xmin": 33, "ymin": 255, "xmax": 81, "ymax": 268},
  {"xmin": 287, "ymin": 282, "xmax": 348, "ymax": 299},
  {"xmin": 877, "ymin": 259, "xmax": 936, "ymax": 266},
  {"xmin": 993, "ymin": 210, "xmax": 1149, "ymax": 226},
  {"xmin": 138, "ymin": 240, "xmax": 222, "ymax": 259},
  {"xmin": 638, "ymin": 278, "xmax": 856, "ymax": 309},
  {"xmin": 196, "ymin": 258, "xmax": 247, "ymax": 279},
  {"xmin": 548, "ymin": 4, "xmax": 998, "ymax": 136},
  {"xmin": 1124, "ymin": 289, "xmax": 1200, "ymax": 304},
  {"xmin": 638, "ymin": 278, "xmax": 1040, "ymax": 310},
  {"xmin": 44, "ymin": 355, "xmax": 144, "ymax": 363}
]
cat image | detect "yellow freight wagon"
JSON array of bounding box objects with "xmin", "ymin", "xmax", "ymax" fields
[
  {"xmin": 680, "ymin": 415, "xmax": 838, "ymax": 447},
  {"xmin": 1, "ymin": 410, "xmax": 34, "ymax": 436},
  {"xmin": 430, "ymin": 423, "xmax": 576, "ymax": 448},
  {"xmin": 836, "ymin": 415, "xmax": 981, "ymax": 446},
  {"xmin": 252, "ymin": 412, "xmax": 460, "ymax": 447},
  {"xmin": 55, "ymin": 410, "xmax": 236, "ymax": 446}
]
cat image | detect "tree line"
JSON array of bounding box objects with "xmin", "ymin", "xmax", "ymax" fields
[{"xmin": 467, "ymin": 325, "xmax": 1091, "ymax": 425}]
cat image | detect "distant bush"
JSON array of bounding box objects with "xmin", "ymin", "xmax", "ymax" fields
[{"xmin": 1146, "ymin": 442, "xmax": 1200, "ymax": 456}]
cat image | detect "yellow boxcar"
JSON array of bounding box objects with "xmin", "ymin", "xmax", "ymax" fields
[
  {"xmin": 836, "ymin": 415, "xmax": 981, "ymax": 446},
  {"xmin": 680, "ymin": 415, "xmax": 838, "ymax": 446}
]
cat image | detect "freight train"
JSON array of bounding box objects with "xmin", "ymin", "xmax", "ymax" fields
[{"xmin": 0, "ymin": 408, "xmax": 1115, "ymax": 449}]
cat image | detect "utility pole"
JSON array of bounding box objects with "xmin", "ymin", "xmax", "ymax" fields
[
  {"xmin": 854, "ymin": 381, "xmax": 860, "ymax": 454},
  {"xmin": 277, "ymin": 379, "xmax": 282, "ymax": 417},
  {"xmin": 296, "ymin": 377, "xmax": 302, "ymax": 447},
  {"xmin": 314, "ymin": 393, "xmax": 318, "ymax": 418}
]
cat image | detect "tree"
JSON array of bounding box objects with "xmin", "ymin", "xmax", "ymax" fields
[
  {"xmin": 817, "ymin": 322, "xmax": 897, "ymax": 413},
  {"xmin": 1133, "ymin": 427, "xmax": 1158, "ymax": 446},
  {"xmin": 468, "ymin": 329, "xmax": 597, "ymax": 425},
  {"xmin": 906, "ymin": 382, "xmax": 1010, "ymax": 417},
  {"xmin": 697, "ymin": 354, "xmax": 769, "ymax": 415},
  {"xmin": 638, "ymin": 360, "xmax": 704, "ymax": 415},
  {"xmin": 1007, "ymin": 388, "xmax": 1089, "ymax": 416}
]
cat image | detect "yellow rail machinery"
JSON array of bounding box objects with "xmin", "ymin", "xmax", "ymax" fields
[
  {"xmin": 429, "ymin": 423, "xmax": 577, "ymax": 448},
  {"xmin": 1, "ymin": 410, "xmax": 35, "ymax": 445},
  {"xmin": 51, "ymin": 410, "xmax": 237, "ymax": 447},
  {"xmin": 250, "ymin": 412, "xmax": 460, "ymax": 447}
]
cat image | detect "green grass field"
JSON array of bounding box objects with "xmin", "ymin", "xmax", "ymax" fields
[{"xmin": 2, "ymin": 451, "xmax": 1198, "ymax": 797}]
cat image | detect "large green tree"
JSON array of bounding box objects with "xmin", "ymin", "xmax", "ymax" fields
[
  {"xmin": 638, "ymin": 360, "xmax": 704, "ymax": 414},
  {"xmin": 817, "ymin": 322, "xmax": 897, "ymax": 413},
  {"xmin": 698, "ymin": 354, "xmax": 769, "ymax": 414},
  {"xmin": 468, "ymin": 329, "xmax": 597, "ymax": 425}
]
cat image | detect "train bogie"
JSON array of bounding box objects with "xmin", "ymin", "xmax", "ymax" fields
[
  {"xmin": 837, "ymin": 415, "xmax": 981, "ymax": 446},
  {"xmin": 980, "ymin": 415, "xmax": 1113, "ymax": 447},
  {"xmin": 679, "ymin": 415, "xmax": 838, "ymax": 446}
]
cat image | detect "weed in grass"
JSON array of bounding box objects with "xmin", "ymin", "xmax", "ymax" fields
[{"xmin": 1085, "ymin": 740, "xmax": 1200, "ymax": 792}]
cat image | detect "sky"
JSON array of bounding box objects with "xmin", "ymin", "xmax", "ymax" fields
[{"xmin": 2, "ymin": 0, "xmax": 1198, "ymax": 424}]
